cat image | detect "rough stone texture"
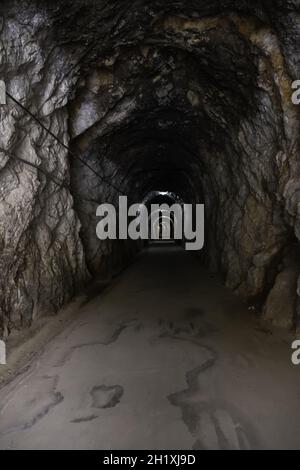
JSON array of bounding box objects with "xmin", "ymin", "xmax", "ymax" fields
[
  {"xmin": 0, "ymin": 1, "xmax": 89, "ymax": 336},
  {"xmin": 263, "ymin": 267, "xmax": 298, "ymax": 329},
  {"xmin": 1, "ymin": 0, "xmax": 300, "ymax": 335}
]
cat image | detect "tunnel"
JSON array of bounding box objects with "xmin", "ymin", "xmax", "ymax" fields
[{"xmin": 0, "ymin": 0, "xmax": 300, "ymax": 451}]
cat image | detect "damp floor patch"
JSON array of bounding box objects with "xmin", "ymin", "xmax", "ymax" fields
[{"xmin": 90, "ymin": 385, "xmax": 124, "ymax": 409}]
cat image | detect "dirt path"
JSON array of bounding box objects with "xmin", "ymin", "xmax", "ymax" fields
[{"xmin": 0, "ymin": 246, "xmax": 299, "ymax": 450}]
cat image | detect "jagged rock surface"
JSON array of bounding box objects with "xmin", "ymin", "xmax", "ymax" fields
[{"xmin": 1, "ymin": 0, "xmax": 300, "ymax": 336}]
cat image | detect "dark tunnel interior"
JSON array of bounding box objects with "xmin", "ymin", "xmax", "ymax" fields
[
  {"xmin": 2, "ymin": 0, "xmax": 300, "ymax": 452},
  {"xmin": 1, "ymin": 0, "xmax": 300, "ymax": 335}
]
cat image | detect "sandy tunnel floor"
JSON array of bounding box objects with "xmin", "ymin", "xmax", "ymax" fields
[{"xmin": 0, "ymin": 246, "xmax": 299, "ymax": 450}]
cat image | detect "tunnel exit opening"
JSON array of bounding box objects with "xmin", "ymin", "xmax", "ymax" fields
[{"xmin": 146, "ymin": 191, "xmax": 178, "ymax": 247}]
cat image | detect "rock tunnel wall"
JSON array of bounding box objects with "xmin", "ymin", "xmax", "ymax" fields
[{"xmin": 1, "ymin": 0, "xmax": 300, "ymax": 336}]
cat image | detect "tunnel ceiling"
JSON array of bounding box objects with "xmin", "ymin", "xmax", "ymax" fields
[{"xmin": 1, "ymin": 0, "xmax": 300, "ymax": 335}]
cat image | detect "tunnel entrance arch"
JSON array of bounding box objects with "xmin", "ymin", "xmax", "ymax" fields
[{"xmin": 141, "ymin": 191, "xmax": 184, "ymax": 246}]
